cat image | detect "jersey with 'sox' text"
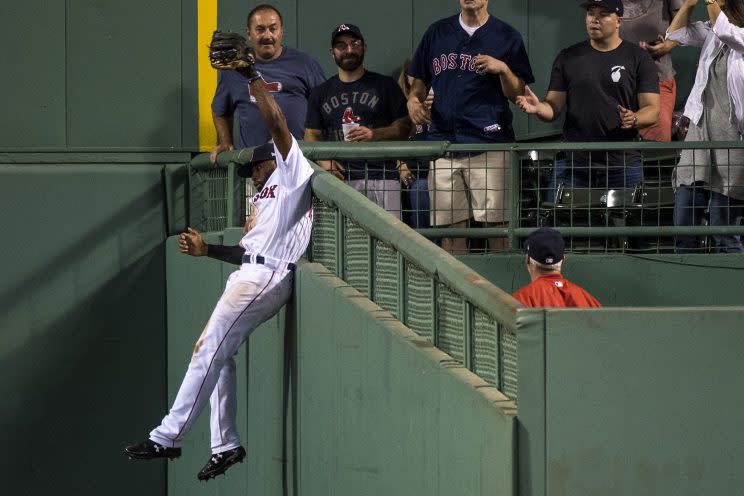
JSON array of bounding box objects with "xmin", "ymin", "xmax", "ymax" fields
[
  {"xmin": 239, "ymin": 136, "xmax": 313, "ymax": 263},
  {"xmin": 408, "ymin": 14, "xmax": 534, "ymax": 143}
]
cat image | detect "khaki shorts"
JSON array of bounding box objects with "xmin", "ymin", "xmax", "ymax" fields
[
  {"xmin": 347, "ymin": 179, "xmax": 402, "ymax": 220},
  {"xmin": 428, "ymin": 151, "xmax": 509, "ymax": 226}
]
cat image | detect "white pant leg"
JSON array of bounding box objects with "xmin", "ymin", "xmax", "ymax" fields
[
  {"xmin": 150, "ymin": 265, "xmax": 292, "ymax": 448},
  {"xmin": 209, "ymin": 356, "xmax": 240, "ymax": 453}
]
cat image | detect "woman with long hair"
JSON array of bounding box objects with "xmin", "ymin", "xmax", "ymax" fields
[{"xmin": 668, "ymin": 0, "xmax": 744, "ymax": 252}]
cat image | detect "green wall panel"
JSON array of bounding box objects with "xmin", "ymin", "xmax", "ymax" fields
[
  {"xmin": 66, "ymin": 0, "xmax": 183, "ymax": 147},
  {"xmin": 295, "ymin": 263, "xmax": 515, "ymax": 496},
  {"xmin": 0, "ymin": 164, "xmax": 168, "ymax": 495},
  {"xmin": 0, "ymin": 1, "xmax": 66, "ymax": 147},
  {"xmin": 460, "ymin": 253, "xmax": 744, "ymax": 307},
  {"xmin": 542, "ymin": 309, "xmax": 744, "ymax": 496},
  {"xmin": 299, "ymin": 0, "xmax": 412, "ymax": 78}
]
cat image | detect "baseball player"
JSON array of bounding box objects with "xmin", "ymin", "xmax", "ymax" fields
[
  {"xmin": 407, "ymin": 0, "xmax": 535, "ymax": 254},
  {"xmin": 124, "ymin": 32, "xmax": 314, "ymax": 481},
  {"xmin": 513, "ymin": 227, "xmax": 602, "ymax": 308},
  {"xmin": 210, "ymin": 4, "xmax": 325, "ymax": 163}
]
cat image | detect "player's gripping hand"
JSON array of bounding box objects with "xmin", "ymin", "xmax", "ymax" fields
[
  {"xmin": 209, "ymin": 31, "xmax": 261, "ymax": 82},
  {"xmin": 210, "ymin": 143, "xmax": 235, "ymax": 165},
  {"xmin": 179, "ymin": 227, "xmax": 208, "ymax": 257},
  {"xmin": 516, "ymin": 85, "xmax": 541, "ymax": 114}
]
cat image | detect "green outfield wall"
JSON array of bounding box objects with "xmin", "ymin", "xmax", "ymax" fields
[
  {"xmin": 516, "ymin": 307, "xmax": 744, "ymax": 496},
  {"xmin": 0, "ymin": 158, "xmax": 188, "ymax": 495}
]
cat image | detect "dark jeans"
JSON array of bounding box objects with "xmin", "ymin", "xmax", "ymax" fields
[
  {"xmin": 674, "ymin": 184, "xmax": 744, "ymax": 253},
  {"xmin": 405, "ymin": 178, "xmax": 431, "ymax": 229},
  {"xmin": 547, "ymin": 158, "xmax": 644, "ymax": 202}
]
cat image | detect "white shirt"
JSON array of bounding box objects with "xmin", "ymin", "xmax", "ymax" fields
[
  {"xmin": 666, "ymin": 12, "xmax": 744, "ymax": 133},
  {"xmin": 239, "ymin": 136, "xmax": 314, "ymax": 263}
]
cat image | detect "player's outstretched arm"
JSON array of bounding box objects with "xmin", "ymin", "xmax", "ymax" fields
[
  {"xmin": 250, "ymin": 79, "xmax": 292, "ymax": 161},
  {"xmin": 207, "ymin": 30, "xmax": 291, "ymax": 160}
]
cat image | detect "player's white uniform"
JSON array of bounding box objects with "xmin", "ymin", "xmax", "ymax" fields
[{"xmin": 149, "ymin": 137, "xmax": 313, "ymax": 453}]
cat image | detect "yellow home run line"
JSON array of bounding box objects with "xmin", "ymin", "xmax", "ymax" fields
[{"xmin": 198, "ymin": 0, "xmax": 217, "ymax": 151}]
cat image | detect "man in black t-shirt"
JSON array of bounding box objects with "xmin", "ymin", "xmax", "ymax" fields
[
  {"xmin": 305, "ymin": 23, "xmax": 411, "ymax": 218},
  {"xmin": 516, "ymin": 0, "xmax": 659, "ymax": 201}
]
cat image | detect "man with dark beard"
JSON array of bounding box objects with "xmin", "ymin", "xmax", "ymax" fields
[{"xmin": 305, "ymin": 23, "xmax": 411, "ymax": 218}]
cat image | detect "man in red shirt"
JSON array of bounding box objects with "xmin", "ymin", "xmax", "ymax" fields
[{"xmin": 513, "ymin": 227, "xmax": 601, "ymax": 308}]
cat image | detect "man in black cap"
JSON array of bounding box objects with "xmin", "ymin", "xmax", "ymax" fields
[
  {"xmin": 516, "ymin": 0, "xmax": 660, "ymax": 203},
  {"xmin": 125, "ymin": 54, "xmax": 315, "ymax": 481},
  {"xmin": 304, "ymin": 23, "xmax": 411, "ymax": 219},
  {"xmin": 513, "ymin": 227, "xmax": 601, "ymax": 307}
]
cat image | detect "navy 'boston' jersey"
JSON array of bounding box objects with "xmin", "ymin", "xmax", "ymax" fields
[{"xmin": 409, "ymin": 14, "xmax": 534, "ymax": 143}]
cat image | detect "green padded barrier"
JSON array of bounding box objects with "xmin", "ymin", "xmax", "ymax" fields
[
  {"xmin": 310, "ymin": 197, "xmax": 339, "ymax": 275},
  {"xmin": 295, "ymin": 262, "xmax": 517, "ymax": 496},
  {"xmin": 372, "ymin": 239, "xmax": 400, "ymax": 318},
  {"xmin": 472, "ymin": 308, "xmax": 499, "ymax": 387},
  {"xmin": 404, "ymin": 261, "xmax": 436, "ymax": 342},
  {"xmin": 0, "ymin": 163, "xmax": 168, "ymax": 496},
  {"xmin": 435, "ymin": 282, "xmax": 466, "ymax": 364},
  {"xmin": 343, "ymin": 217, "xmax": 372, "ymax": 297},
  {"xmin": 519, "ymin": 307, "xmax": 744, "ymax": 496}
]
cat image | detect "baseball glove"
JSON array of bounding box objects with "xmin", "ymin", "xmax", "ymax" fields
[{"xmin": 208, "ymin": 31, "xmax": 260, "ymax": 81}]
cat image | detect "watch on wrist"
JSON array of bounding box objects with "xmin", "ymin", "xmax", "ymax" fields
[
  {"xmin": 705, "ymin": 0, "xmax": 716, "ymax": 5},
  {"xmin": 632, "ymin": 114, "xmax": 638, "ymax": 128}
]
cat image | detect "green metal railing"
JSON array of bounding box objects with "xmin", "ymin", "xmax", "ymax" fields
[{"xmin": 191, "ymin": 140, "xmax": 744, "ymax": 251}]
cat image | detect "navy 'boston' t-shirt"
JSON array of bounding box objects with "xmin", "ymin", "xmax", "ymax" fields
[
  {"xmin": 305, "ymin": 71, "xmax": 408, "ymax": 180},
  {"xmin": 212, "ymin": 46, "xmax": 325, "ymax": 148}
]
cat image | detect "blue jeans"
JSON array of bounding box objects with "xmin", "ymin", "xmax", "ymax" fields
[
  {"xmin": 674, "ymin": 185, "xmax": 744, "ymax": 253},
  {"xmin": 406, "ymin": 178, "xmax": 430, "ymax": 229},
  {"xmin": 547, "ymin": 158, "xmax": 644, "ymax": 202}
]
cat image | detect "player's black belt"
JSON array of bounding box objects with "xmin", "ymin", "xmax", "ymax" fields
[{"xmin": 241, "ymin": 253, "xmax": 296, "ymax": 272}]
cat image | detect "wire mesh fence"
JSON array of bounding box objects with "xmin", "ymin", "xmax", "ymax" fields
[{"xmin": 187, "ymin": 139, "xmax": 744, "ymax": 405}]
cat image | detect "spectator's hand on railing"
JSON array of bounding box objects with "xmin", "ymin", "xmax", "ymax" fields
[
  {"xmin": 407, "ymin": 98, "xmax": 432, "ymax": 126},
  {"xmin": 516, "ymin": 85, "xmax": 540, "ymax": 114},
  {"xmin": 210, "ymin": 143, "xmax": 235, "ymax": 165},
  {"xmin": 179, "ymin": 227, "xmax": 208, "ymax": 257},
  {"xmin": 344, "ymin": 125, "xmax": 373, "ymax": 142}
]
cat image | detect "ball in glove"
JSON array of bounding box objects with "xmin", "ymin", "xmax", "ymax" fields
[{"xmin": 208, "ymin": 31, "xmax": 260, "ymax": 81}]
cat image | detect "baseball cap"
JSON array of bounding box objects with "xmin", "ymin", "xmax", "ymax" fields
[
  {"xmin": 236, "ymin": 142, "xmax": 276, "ymax": 178},
  {"xmin": 525, "ymin": 227, "xmax": 565, "ymax": 266},
  {"xmin": 579, "ymin": 0, "xmax": 623, "ymax": 16},
  {"xmin": 331, "ymin": 23, "xmax": 364, "ymax": 45}
]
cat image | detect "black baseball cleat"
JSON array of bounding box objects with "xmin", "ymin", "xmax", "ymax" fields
[
  {"xmin": 124, "ymin": 439, "xmax": 182, "ymax": 460},
  {"xmin": 197, "ymin": 446, "xmax": 246, "ymax": 481}
]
